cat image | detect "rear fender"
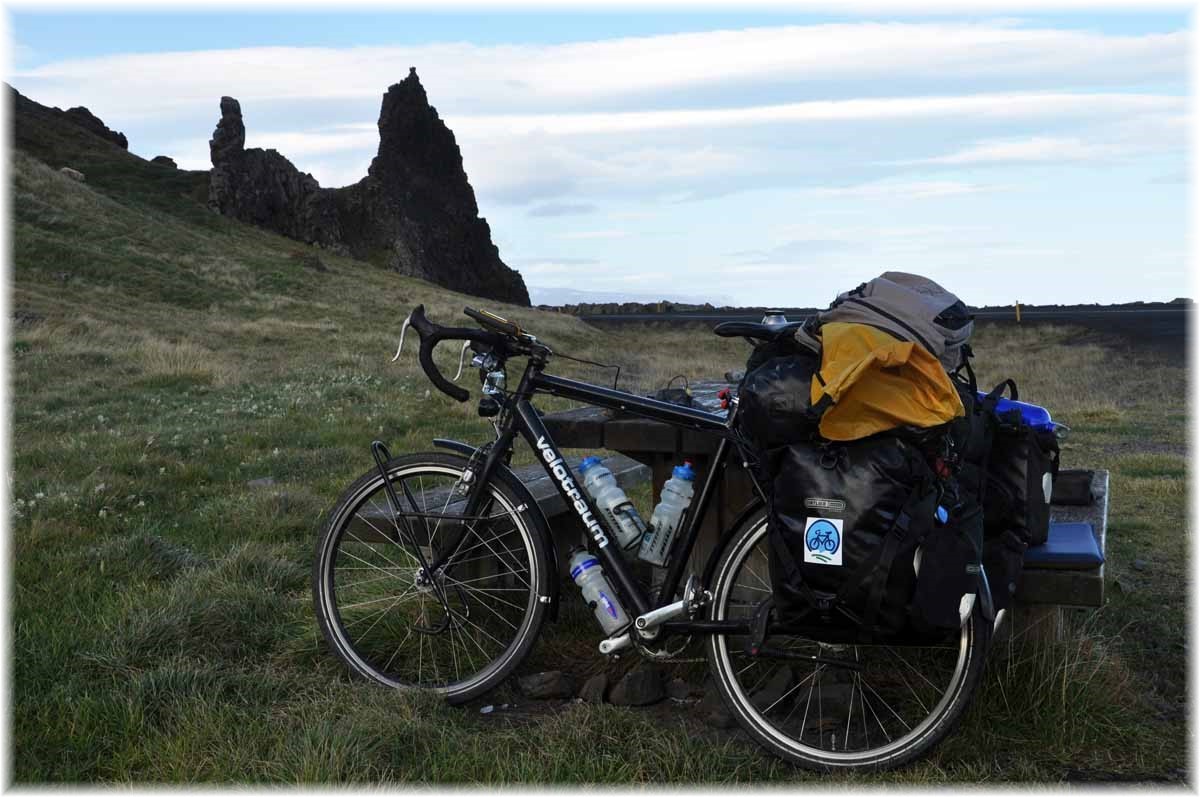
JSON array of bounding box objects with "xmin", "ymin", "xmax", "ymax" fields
[{"xmin": 432, "ymin": 437, "xmax": 561, "ymax": 621}]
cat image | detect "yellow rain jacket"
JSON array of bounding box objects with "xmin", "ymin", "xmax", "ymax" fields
[{"xmin": 812, "ymin": 322, "xmax": 964, "ymax": 441}]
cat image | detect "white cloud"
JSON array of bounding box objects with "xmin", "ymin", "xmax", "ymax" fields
[
  {"xmin": 808, "ymin": 178, "xmax": 1001, "ymax": 200},
  {"xmin": 912, "ymin": 135, "xmax": 1123, "ymax": 164},
  {"xmin": 903, "ymin": 109, "xmax": 1188, "ymax": 166},
  {"xmin": 12, "ymin": 22, "xmax": 1184, "ymax": 119},
  {"xmin": 446, "ymin": 93, "xmax": 1180, "ymax": 137},
  {"xmin": 557, "ymin": 229, "xmax": 629, "ymax": 240}
]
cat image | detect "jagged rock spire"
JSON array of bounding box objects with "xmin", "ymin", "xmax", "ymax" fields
[{"xmin": 205, "ymin": 73, "xmax": 529, "ymax": 306}]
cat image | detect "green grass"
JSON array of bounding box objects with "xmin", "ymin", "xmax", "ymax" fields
[{"xmin": 11, "ymin": 140, "xmax": 1189, "ymax": 783}]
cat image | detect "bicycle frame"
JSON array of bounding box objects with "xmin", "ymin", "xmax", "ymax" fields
[{"xmin": 424, "ymin": 349, "xmax": 762, "ymax": 637}]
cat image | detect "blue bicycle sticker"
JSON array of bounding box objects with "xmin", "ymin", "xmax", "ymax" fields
[{"xmin": 803, "ymin": 517, "xmax": 844, "ymax": 566}]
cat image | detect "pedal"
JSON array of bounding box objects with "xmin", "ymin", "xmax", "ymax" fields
[
  {"xmin": 684, "ymin": 575, "xmax": 709, "ymax": 613},
  {"xmin": 598, "ymin": 632, "xmax": 632, "ymax": 656}
]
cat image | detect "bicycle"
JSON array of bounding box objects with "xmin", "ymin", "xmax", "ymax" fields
[{"xmin": 312, "ymin": 304, "xmax": 991, "ymax": 772}]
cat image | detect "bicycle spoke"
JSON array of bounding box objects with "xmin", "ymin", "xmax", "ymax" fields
[{"xmin": 445, "ymin": 578, "xmax": 528, "ymax": 612}]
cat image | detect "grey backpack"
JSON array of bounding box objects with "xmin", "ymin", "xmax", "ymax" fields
[{"xmin": 812, "ymin": 272, "xmax": 974, "ymax": 371}]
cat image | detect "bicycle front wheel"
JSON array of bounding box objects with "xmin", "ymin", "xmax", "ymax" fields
[
  {"xmin": 706, "ymin": 509, "xmax": 990, "ymax": 771},
  {"xmin": 313, "ymin": 452, "xmax": 551, "ymax": 703}
]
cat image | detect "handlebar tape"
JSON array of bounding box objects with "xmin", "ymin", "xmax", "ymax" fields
[{"xmin": 408, "ymin": 304, "xmax": 501, "ymax": 403}]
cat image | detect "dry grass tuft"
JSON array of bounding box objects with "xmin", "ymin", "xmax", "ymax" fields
[{"xmin": 134, "ymin": 337, "xmax": 238, "ymax": 386}]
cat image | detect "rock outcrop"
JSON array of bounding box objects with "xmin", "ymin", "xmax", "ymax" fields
[
  {"xmin": 150, "ymin": 155, "xmax": 177, "ymax": 168},
  {"xmin": 9, "ymin": 84, "xmax": 133, "ymax": 160},
  {"xmin": 208, "ymin": 96, "xmax": 340, "ymax": 248},
  {"xmin": 207, "ymin": 69, "xmax": 529, "ymax": 306},
  {"xmin": 64, "ymin": 106, "xmax": 128, "ymax": 149}
]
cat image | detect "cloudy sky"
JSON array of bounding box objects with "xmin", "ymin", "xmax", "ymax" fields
[{"xmin": 9, "ymin": 7, "xmax": 1190, "ymax": 307}]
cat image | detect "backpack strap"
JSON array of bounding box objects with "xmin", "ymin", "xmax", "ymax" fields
[
  {"xmin": 988, "ymin": 378, "xmax": 1018, "ymax": 402},
  {"xmin": 953, "ymin": 344, "xmax": 978, "ymax": 394}
]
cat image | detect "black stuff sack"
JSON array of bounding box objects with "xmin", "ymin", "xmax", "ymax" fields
[
  {"xmin": 982, "ymin": 381, "xmax": 1060, "ymax": 547},
  {"xmin": 766, "ymin": 435, "xmax": 941, "ymax": 642},
  {"xmin": 738, "ymin": 350, "xmax": 823, "ymax": 451}
]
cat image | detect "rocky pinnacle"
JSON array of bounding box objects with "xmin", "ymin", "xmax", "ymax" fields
[{"xmin": 206, "ymin": 69, "xmax": 529, "ymax": 306}]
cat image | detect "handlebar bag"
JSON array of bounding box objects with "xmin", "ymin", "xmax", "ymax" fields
[{"xmin": 766, "ymin": 434, "xmax": 941, "ymax": 642}]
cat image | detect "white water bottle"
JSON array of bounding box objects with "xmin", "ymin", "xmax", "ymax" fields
[
  {"xmin": 638, "ymin": 461, "xmax": 697, "ymax": 566},
  {"xmin": 578, "ymin": 456, "xmax": 647, "ymax": 552},
  {"xmin": 568, "ymin": 549, "xmax": 631, "ymax": 635}
]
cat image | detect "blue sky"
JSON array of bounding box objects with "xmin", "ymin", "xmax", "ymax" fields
[{"xmin": 9, "ymin": 8, "xmax": 1190, "ymax": 306}]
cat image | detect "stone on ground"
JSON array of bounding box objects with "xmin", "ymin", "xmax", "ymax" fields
[
  {"xmin": 517, "ymin": 671, "xmax": 576, "ymax": 700},
  {"xmin": 609, "ymin": 666, "xmax": 664, "ymax": 707},
  {"xmin": 578, "ymin": 672, "xmax": 608, "ymax": 704}
]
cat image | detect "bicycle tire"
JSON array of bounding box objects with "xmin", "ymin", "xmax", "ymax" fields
[
  {"xmin": 706, "ymin": 507, "xmax": 990, "ymax": 771},
  {"xmin": 313, "ymin": 452, "xmax": 552, "ymax": 704}
]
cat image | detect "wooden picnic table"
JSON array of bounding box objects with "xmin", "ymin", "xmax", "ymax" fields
[{"xmin": 542, "ymin": 378, "xmax": 1108, "ymax": 639}]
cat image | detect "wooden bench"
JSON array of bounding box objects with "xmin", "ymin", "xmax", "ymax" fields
[
  {"xmin": 541, "ymin": 379, "xmax": 1107, "ymax": 639},
  {"xmin": 352, "ymin": 452, "xmax": 650, "ymax": 546}
]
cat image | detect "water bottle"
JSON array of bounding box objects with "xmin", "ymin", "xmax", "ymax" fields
[
  {"xmin": 578, "ymin": 456, "xmax": 647, "ymax": 552},
  {"xmin": 568, "ymin": 549, "xmax": 631, "ymax": 635},
  {"xmin": 637, "ymin": 461, "xmax": 697, "ymax": 566}
]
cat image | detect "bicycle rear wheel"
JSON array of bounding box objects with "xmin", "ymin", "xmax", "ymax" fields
[
  {"xmin": 313, "ymin": 452, "xmax": 551, "ymax": 703},
  {"xmin": 706, "ymin": 509, "xmax": 990, "ymax": 771}
]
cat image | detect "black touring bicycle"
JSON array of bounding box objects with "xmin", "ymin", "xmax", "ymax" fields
[{"xmin": 312, "ymin": 305, "xmax": 991, "ymax": 771}]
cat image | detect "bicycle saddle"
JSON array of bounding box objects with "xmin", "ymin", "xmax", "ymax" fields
[{"xmin": 712, "ymin": 320, "xmax": 805, "ymax": 342}]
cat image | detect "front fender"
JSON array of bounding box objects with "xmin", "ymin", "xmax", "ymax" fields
[{"xmin": 432, "ymin": 438, "xmax": 561, "ymax": 621}]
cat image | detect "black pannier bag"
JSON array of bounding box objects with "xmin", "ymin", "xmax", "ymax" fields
[
  {"xmin": 767, "ymin": 434, "xmax": 977, "ymax": 641},
  {"xmin": 982, "ymin": 381, "xmax": 1060, "ymax": 547},
  {"xmin": 982, "ymin": 529, "xmax": 1027, "ymax": 613}
]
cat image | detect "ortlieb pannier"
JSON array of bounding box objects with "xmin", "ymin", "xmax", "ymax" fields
[{"xmin": 766, "ymin": 433, "xmax": 981, "ymax": 641}]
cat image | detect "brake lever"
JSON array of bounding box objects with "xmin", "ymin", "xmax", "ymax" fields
[
  {"xmin": 391, "ymin": 314, "xmax": 414, "ymax": 363},
  {"xmin": 452, "ymin": 340, "xmax": 471, "ymax": 382}
]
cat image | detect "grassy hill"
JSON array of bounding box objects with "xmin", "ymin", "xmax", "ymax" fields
[{"xmin": 10, "ymin": 103, "xmax": 1187, "ymax": 783}]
